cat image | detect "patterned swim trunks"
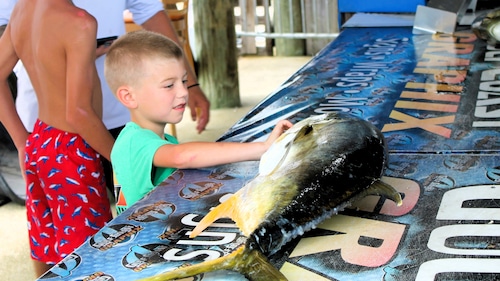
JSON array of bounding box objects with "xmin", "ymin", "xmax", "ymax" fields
[{"xmin": 25, "ymin": 120, "xmax": 113, "ymax": 264}]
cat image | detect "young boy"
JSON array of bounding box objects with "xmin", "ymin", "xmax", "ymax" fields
[
  {"xmin": 0, "ymin": 0, "xmax": 114, "ymax": 276},
  {"xmin": 104, "ymin": 30, "xmax": 293, "ymax": 214}
]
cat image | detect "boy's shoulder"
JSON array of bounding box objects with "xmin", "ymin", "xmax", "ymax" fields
[
  {"xmin": 118, "ymin": 122, "xmax": 175, "ymax": 142},
  {"xmin": 114, "ymin": 122, "xmax": 146, "ymax": 145},
  {"xmin": 112, "ymin": 122, "xmax": 177, "ymax": 157},
  {"xmin": 112, "ymin": 123, "xmax": 163, "ymax": 155}
]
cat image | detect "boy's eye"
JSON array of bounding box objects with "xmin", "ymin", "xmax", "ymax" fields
[
  {"xmin": 165, "ymin": 83, "xmax": 174, "ymax": 89},
  {"xmin": 182, "ymin": 79, "xmax": 188, "ymax": 85}
]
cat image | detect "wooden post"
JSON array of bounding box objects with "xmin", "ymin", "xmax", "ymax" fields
[
  {"xmin": 193, "ymin": 0, "xmax": 241, "ymax": 109},
  {"xmin": 273, "ymin": 0, "xmax": 305, "ymax": 56},
  {"xmin": 240, "ymin": 0, "xmax": 257, "ymax": 55},
  {"xmin": 304, "ymin": 0, "xmax": 339, "ymax": 55}
]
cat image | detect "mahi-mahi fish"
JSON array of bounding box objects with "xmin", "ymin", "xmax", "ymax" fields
[{"xmin": 141, "ymin": 113, "xmax": 402, "ymax": 281}]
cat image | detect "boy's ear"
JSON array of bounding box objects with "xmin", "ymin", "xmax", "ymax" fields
[{"xmin": 116, "ymin": 86, "xmax": 137, "ymax": 109}]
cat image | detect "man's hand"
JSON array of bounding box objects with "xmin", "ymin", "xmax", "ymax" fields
[
  {"xmin": 96, "ymin": 40, "xmax": 116, "ymax": 58},
  {"xmin": 187, "ymin": 86, "xmax": 210, "ymax": 134}
]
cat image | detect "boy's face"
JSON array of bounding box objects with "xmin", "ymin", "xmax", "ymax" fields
[{"xmin": 133, "ymin": 57, "xmax": 188, "ymax": 127}]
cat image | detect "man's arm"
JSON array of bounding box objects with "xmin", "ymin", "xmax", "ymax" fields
[
  {"xmin": 141, "ymin": 10, "xmax": 210, "ymax": 133},
  {"xmin": 65, "ymin": 13, "xmax": 115, "ymax": 161},
  {"xmin": 0, "ymin": 26, "xmax": 29, "ymax": 173}
]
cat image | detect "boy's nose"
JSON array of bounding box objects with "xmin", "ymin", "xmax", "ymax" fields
[{"xmin": 179, "ymin": 85, "xmax": 189, "ymax": 98}]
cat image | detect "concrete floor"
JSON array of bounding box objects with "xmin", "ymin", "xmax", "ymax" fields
[{"xmin": 0, "ymin": 55, "xmax": 311, "ymax": 280}]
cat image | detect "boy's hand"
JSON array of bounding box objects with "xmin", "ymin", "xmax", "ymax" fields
[
  {"xmin": 265, "ymin": 119, "xmax": 293, "ymax": 148},
  {"xmin": 17, "ymin": 147, "xmax": 26, "ymax": 181}
]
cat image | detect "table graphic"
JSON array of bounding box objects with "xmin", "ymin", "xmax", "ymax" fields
[{"xmin": 38, "ymin": 27, "xmax": 500, "ymax": 281}]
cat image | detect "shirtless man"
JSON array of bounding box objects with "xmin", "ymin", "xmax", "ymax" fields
[{"xmin": 0, "ymin": 0, "xmax": 114, "ymax": 277}]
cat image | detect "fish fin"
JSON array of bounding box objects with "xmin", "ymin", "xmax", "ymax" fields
[
  {"xmin": 363, "ymin": 179, "xmax": 403, "ymax": 206},
  {"xmin": 137, "ymin": 246, "xmax": 287, "ymax": 281},
  {"xmin": 267, "ymin": 142, "xmax": 292, "ymax": 175},
  {"xmin": 190, "ymin": 195, "xmax": 238, "ymax": 238},
  {"xmin": 259, "ymin": 132, "xmax": 293, "ymax": 176}
]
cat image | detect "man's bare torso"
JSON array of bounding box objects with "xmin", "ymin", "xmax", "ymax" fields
[{"xmin": 8, "ymin": 0, "xmax": 102, "ymax": 132}]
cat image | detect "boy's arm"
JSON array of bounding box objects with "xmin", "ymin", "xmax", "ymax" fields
[
  {"xmin": 64, "ymin": 13, "xmax": 115, "ymax": 161},
  {"xmin": 153, "ymin": 120, "xmax": 293, "ymax": 169},
  {"xmin": 0, "ymin": 27, "xmax": 29, "ymax": 173},
  {"xmin": 141, "ymin": 11, "xmax": 210, "ymax": 133}
]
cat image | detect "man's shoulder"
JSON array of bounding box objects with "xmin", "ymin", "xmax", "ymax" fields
[
  {"xmin": 28, "ymin": 4, "xmax": 97, "ymax": 44},
  {"xmin": 64, "ymin": 6, "xmax": 97, "ymax": 32}
]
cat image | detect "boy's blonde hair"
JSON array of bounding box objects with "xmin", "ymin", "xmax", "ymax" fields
[{"xmin": 104, "ymin": 30, "xmax": 184, "ymax": 93}]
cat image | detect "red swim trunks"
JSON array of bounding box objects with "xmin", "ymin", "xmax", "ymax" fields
[{"xmin": 25, "ymin": 120, "xmax": 112, "ymax": 264}]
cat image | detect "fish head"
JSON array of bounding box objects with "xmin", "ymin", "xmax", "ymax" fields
[
  {"xmin": 258, "ymin": 113, "xmax": 340, "ymax": 176},
  {"xmin": 259, "ymin": 112, "xmax": 387, "ymax": 179}
]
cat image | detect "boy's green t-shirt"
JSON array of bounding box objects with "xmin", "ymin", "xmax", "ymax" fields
[{"xmin": 111, "ymin": 122, "xmax": 178, "ymax": 214}]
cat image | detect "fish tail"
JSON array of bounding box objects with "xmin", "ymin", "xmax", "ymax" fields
[
  {"xmin": 236, "ymin": 247, "xmax": 288, "ymax": 281},
  {"xmin": 137, "ymin": 246, "xmax": 287, "ymax": 281},
  {"xmin": 190, "ymin": 195, "xmax": 238, "ymax": 238}
]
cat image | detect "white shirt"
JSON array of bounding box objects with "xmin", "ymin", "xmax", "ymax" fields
[
  {"xmin": 6, "ymin": 0, "xmax": 164, "ymax": 131},
  {"xmin": 0, "ymin": 0, "xmax": 16, "ymax": 26}
]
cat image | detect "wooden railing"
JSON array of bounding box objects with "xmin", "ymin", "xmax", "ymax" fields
[{"xmin": 234, "ymin": 0, "xmax": 340, "ymax": 55}]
